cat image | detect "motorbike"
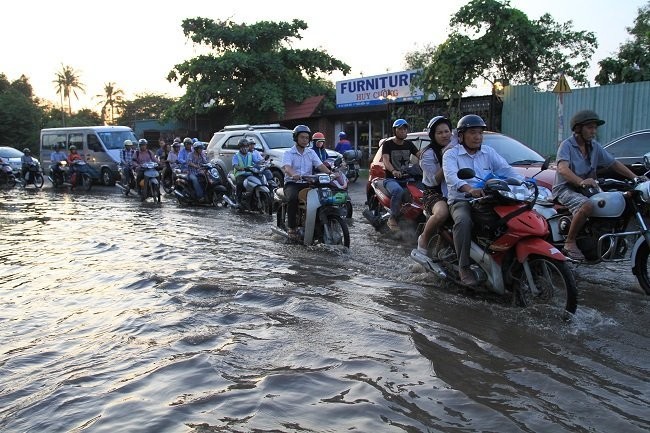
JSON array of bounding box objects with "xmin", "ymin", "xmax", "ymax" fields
[
  {"xmin": 272, "ymin": 163, "xmax": 351, "ymax": 247},
  {"xmin": 410, "ymin": 168, "xmax": 578, "ymax": 317},
  {"xmin": 173, "ymin": 162, "xmax": 229, "ymax": 207},
  {"xmin": 49, "ymin": 160, "xmax": 93, "ymax": 191},
  {"xmin": 115, "ymin": 164, "xmax": 137, "ymax": 196},
  {"xmin": 342, "ymin": 149, "xmax": 362, "ymax": 183},
  {"xmin": 19, "ymin": 161, "xmax": 44, "ymax": 189},
  {"xmin": 227, "ymin": 160, "xmax": 274, "ymax": 214},
  {"xmin": 137, "ymin": 161, "xmax": 161, "ymax": 203},
  {"xmin": 363, "ymin": 165, "xmax": 426, "ymax": 234},
  {"xmin": 534, "ymin": 175, "xmax": 650, "ymax": 296},
  {"xmin": 161, "ymin": 160, "xmax": 175, "ymax": 194},
  {"xmin": 0, "ymin": 160, "xmax": 17, "ymax": 188}
]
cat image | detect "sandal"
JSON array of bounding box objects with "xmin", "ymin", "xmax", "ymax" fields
[
  {"xmin": 387, "ymin": 217, "xmax": 400, "ymax": 231},
  {"xmin": 562, "ymin": 244, "xmax": 585, "ymax": 261}
]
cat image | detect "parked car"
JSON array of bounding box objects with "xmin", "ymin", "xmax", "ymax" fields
[
  {"xmin": 206, "ymin": 124, "xmax": 340, "ymax": 186},
  {"xmin": 0, "ymin": 146, "xmax": 39, "ymax": 175},
  {"xmin": 368, "ymin": 131, "xmax": 556, "ymax": 189},
  {"xmin": 600, "ymin": 129, "xmax": 650, "ymax": 178}
]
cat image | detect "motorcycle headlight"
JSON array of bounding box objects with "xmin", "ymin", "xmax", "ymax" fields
[
  {"xmin": 535, "ymin": 186, "xmax": 554, "ymax": 206},
  {"xmin": 209, "ymin": 168, "xmax": 219, "ymax": 178},
  {"xmin": 497, "ymin": 189, "xmax": 516, "ymax": 200},
  {"xmin": 635, "ymin": 180, "xmax": 650, "ymax": 203},
  {"xmin": 317, "ymin": 174, "xmax": 330, "ymax": 184}
]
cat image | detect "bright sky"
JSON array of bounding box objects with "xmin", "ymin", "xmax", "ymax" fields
[{"xmin": 1, "ymin": 0, "xmax": 646, "ymax": 110}]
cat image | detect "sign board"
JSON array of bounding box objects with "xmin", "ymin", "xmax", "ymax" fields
[
  {"xmin": 335, "ymin": 69, "xmax": 435, "ymax": 108},
  {"xmin": 553, "ymin": 75, "xmax": 572, "ymax": 93}
]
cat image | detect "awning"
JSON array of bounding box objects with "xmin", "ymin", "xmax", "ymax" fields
[{"xmin": 279, "ymin": 95, "xmax": 324, "ymax": 121}]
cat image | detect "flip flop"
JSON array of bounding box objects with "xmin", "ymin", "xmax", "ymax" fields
[
  {"xmin": 562, "ymin": 245, "xmax": 585, "ymax": 261},
  {"xmin": 387, "ymin": 217, "xmax": 399, "ymax": 231}
]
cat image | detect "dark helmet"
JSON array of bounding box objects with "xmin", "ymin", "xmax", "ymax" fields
[
  {"xmin": 183, "ymin": 137, "xmax": 193, "ymax": 145},
  {"xmin": 293, "ymin": 125, "xmax": 312, "ymax": 142},
  {"xmin": 23, "ymin": 148, "xmax": 31, "ymax": 154},
  {"xmin": 456, "ymin": 114, "xmax": 487, "ymax": 133},
  {"xmin": 138, "ymin": 138, "xmax": 148, "ymax": 146},
  {"xmin": 570, "ymin": 110, "xmax": 605, "ymax": 131},
  {"xmin": 238, "ymin": 138, "xmax": 249, "ymax": 148},
  {"xmin": 392, "ymin": 118, "xmax": 408, "ymax": 129},
  {"xmin": 172, "ymin": 142, "xmax": 181, "ymax": 148},
  {"xmin": 426, "ymin": 116, "xmax": 452, "ymax": 140}
]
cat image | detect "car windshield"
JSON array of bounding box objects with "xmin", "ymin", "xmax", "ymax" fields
[
  {"xmin": 261, "ymin": 131, "xmax": 295, "ymax": 150},
  {"xmin": 0, "ymin": 147, "xmax": 23, "ymax": 158},
  {"xmin": 97, "ymin": 131, "xmax": 139, "ymax": 150},
  {"xmin": 483, "ymin": 134, "xmax": 544, "ymax": 165}
]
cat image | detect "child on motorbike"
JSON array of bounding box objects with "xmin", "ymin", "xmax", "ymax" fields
[
  {"xmin": 67, "ymin": 145, "xmax": 83, "ymax": 187},
  {"xmin": 232, "ymin": 138, "xmax": 254, "ymax": 204}
]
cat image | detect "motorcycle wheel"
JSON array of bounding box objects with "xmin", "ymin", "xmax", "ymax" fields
[
  {"xmin": 101, "ymin": 168, "xmax": 115, "ymax": 186},
  {"xmin": 211, "ymin": 190, "xmax": 224, "ymax": 207},
  {"xmin": 33, "ymin": 173, "xmax": 44, "ymax": 189},
  {"xmin": 632, "ymin": 241, "xmax": 650, "ymax": 295},
  {"xmin": 153, "ymin": 183, "xmax": 161, "ymax": 203},
  {"xmin": 320, "ymin": 214, "xmax": 350, "ymax": 247},
  {"xmin": 82, "ymin": 174, "xmax": 92, "ymax": 191},
  {"xmin": 513, "ymin": 255, "xmax": 578, "ymax": 316},
  {"xmin": 257, "ymin": 192, "xmax": 272, "ymax": 215},
  {"xmin": 345, "ymin": 200, "xmax": 353, "ymax": 219}
]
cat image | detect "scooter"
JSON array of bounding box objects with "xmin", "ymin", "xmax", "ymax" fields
[
  {"xmin": 227, "ymin": 160, "xmax": 274, "ymax": 214},
  {"xmin": 49, "ymin": 160, "xmax": 93, "ymax": 191},
  {"xmin": 19, "ymin": 161, "xmax": 44, "ymax": 189},
  {"xmin": 272, "ymin": 162, "xmax": 350, "ymax": 247},
  {"xmin": 0, "ymin": 160, "xmax": 16, "ymax": 188},
  {"xmin": 363, "ymin": 165, "xmax": 426, "ymax": 233},
  {"xmin": 534, "ymin": 172, "xmax": 650, "ymax": 296},
  {"xmin": 342, "ymin": 149, "xmax": 362, "ymax": 183},
  {"xmin": 174, "ymin": 162, "xmax": 229, "ymax": 207},
  {"xmin": 410, "ymin": 168, "xmax": 578, "ymax": 317},
  {"xmin": 115, "ymin": 164, "xmax": 137, "ymax": 196},
  {"xmin": 138, "ymin": 161, "xmax": 161, "ymax": 203}
]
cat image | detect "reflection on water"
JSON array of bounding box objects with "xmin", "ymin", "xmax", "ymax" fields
[{"xmin": 0, "ymin": 187, "xmax": 649, "ymax": 432}]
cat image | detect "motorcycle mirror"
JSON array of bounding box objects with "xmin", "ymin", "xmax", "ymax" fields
[
  {"xmin": 334, "ymin": 156, "xmax": 343, "ymax": 167},
  {"xmin": 542, "ymin": 156, "xmax": 551, "ymax": 171},
  {"xmin": 457, "ymin": 168, "xmax": 476, "ymax": 180},
  {"xmin": 264, "ymin": 154, "xmax": 270, "ymax": 161},
  {"xmin": 506, "ymin": 177, "xmax": 523, "ymax": 186}
]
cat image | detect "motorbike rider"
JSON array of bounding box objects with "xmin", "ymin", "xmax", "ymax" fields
[
  {"xmin": 177, "ymin": 137, "xmax": 194, "ymax": 172},
  {"xmin": 187, "ymin": 141, "xmax": 208, "ymax": 202},
  {"xmin": 335, "ymin": 131, "xmax": 353, "ymax": 153},
  {"xmin": 311, "ymin": 132, "xmax": 329, "ymax": 162},
  {"xmin": 120, "ymin": 139, "xmax": 136, "ymax": 188},
  {"xmin": 21, "ymin": 148, "xmax": 34, "ymax": 183},
  {"xmin": 414, "ymin": 116, "xmax": 456, "ymax": 255},
  {"xmin": 167, "ymin": 140, "xmax": 181, "ymax": 169},
  {"xmin": 247, "ymin": 137, "xmax": 274, "ymax": 186},
  {"xmin": 132, "ymin": 139, "xmax": 158, "ymax": 197},
  {"xmin": 381, "ymin": 119, "xmax": 419, "ymax": 231},
  {"xmin": 282, "ymin": 125, "xmax": 331, "ymax": 239},
  {"xmin": 442, "ymin": 114, "xmax": 521, "ymax": 286},
  {"xmin": 553, "ymin": 109, "xmax": 640, "ymax": 261},
  {"xmin": 50, "ymin": 144, "xmax": 68, "ymax": 180},
  {"xmin": 232, "ymin": 138, "xmax": 254, "ymax": 204},
  {"xmin": 67, "ymin": 145, "xmax": 83, "ymax": 186}
]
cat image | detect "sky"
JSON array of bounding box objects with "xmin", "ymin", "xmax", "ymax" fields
[{"xmin": 1, "ymin": 0, "xmax": 647, "ymax": 111}]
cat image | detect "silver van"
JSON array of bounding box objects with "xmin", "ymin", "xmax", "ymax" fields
[{"xmin": 40, "ymin": 126, "xmax": 138, "ymax": 185}]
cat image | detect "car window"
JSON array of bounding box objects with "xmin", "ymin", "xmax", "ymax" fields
[
  {"xmin": 0, "ymin": 147, "xmax": 23, "ymax": 158},
  {"xmin": 223, "ymin": 135, "xmax": 245, "ymax": 150},
  {"xmin": 261, "ymin": 131, "xmax": 294, "ymax": 150},
  {"xmin": 605, "ymin": 133, "xmax": 650, "ymax": 158},
  {"xmin": 482, "ymin": 134, "xmax": 544, "ymax": 164}
]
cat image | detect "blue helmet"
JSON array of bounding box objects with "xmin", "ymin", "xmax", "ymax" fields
[
  {"xmin": 392, "ymin": 119, "xmax": 408, "ymax": 129},
  {"xmin": 339, "ymin": 131, "xmax": 347, "ymax": 138}
]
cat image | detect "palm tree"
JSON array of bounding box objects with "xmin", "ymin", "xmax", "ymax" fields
[
  {"xmin": 53, "ymin": 64, "xmax": 86, "ymax": 119},
  {"xmin": 96, "ymin": 82, "xmax": 124, "ymax": 125}
]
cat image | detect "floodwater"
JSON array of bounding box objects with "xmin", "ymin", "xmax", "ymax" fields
[{"xmin": 1, "ymin": 182, "xmax": 648, "ymax": 433}]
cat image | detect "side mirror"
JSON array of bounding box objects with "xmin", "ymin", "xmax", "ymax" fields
[
  {"xmin": 334, "ymin": 156, "xmax": 343, "ymax": 167},
  {"xmin": 457, "ymin": 168, "xmax": 475, "ymax": 180},
  {"xmin": 264, "ymin": 154, "xmax": 270, "ymax": 161},
  {"xmin": 644, "ymin": 152, "xmax": 650, "ymax": 170},
  {"xmin": 542, "ymin": 156, "xmax": 552, "ymax": 171}
]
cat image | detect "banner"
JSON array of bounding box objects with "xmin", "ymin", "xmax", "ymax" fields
[{"xmin": 335, "ymin": 69, "xmax": 434, "ymax": 108}]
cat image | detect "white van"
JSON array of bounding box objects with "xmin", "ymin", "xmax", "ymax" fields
[{"xmin": 40, "ymin": 126, "xmax": 138, "ymax": 185}]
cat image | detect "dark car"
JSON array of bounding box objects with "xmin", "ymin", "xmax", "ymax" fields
[
  {"xmin": 601, "ymin": 129, "xmax": 650, "ymax": 177},
  {"xmin": 368, "ymin": 131, "xmax": 555, "ymax": 189}
]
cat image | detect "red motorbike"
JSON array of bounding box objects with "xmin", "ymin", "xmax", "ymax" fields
[
  {"xmin": 410, "ymin": 168, "xmax": 578, "ymax": 317},
  {"xmin": 363, "ymin": 166, "xmax": 426, "ymax": 232}
]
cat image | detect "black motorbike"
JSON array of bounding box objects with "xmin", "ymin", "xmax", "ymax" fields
[
  {"xmin": 19, "ymin": 161, "xmax": 44, "ymax": 189},
  {"xmin": 115, "ymin": 164, "xmax": 136, "ymax": 196},
  {"xmin": 342, "ymin": 149, "xmax": 362, "ymax": 183},
  {"xmin": 174, "ymin": 162, "xmax": 229, "ymax": 206},
  {"xmin": 1, "ymin": 161, "xmax": 17, "ymax": 188},
  {"xmin": 226, "ymin": 160, "xmax": 274, "ymax": 214}
]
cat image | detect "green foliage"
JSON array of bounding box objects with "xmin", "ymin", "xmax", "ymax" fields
[
  {"xmin": 0, "ymin": 75, "xmax": 42, "ymax": 151},
  {"xmin": 167, "ymin": 18, "xmax": 350, "ymax": 123},
  {"xmin": 53, "ymin": 64, "xmax": 86, "ymax": 116},
  {"xmin": 596, "ymin": 2, "xmax": 650, "ymax": 85},
  {"xmin": 115, "ymin": 93, "xmax": 178, "ymax": 129},
  {"xmin": 409, "ymin": 0, "xmax": 597, "ymax": 106}
]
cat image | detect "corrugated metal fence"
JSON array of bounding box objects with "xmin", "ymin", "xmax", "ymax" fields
[{"xmin": 502, "ymin": 82, "xmax": 650, "ymax": 158}]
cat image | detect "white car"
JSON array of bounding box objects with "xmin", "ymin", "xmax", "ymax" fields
[
  {"xmin": 0, "ymin": 146, "xmax": 39, "ymax": 175},
  {"xmin": 205, "ymin": 124, "xmax": 340, "ymax": 186}
]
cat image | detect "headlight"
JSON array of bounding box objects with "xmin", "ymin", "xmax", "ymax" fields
[
  {"xmin": 209, "ymin": 168, "xmax": 219, "ymax": 178},
  {"xmin": 317, "ymin": 174, "xmax": 330, "ymax": 184},
  {"xmin": 497, "ymin": 189, "xmax": 516, "ymax": 200},
  {"xmin": 635, "ymin": 180, "xmax": 650, "ymax": 203}
]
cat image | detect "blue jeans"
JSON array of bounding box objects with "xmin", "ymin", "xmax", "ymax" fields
[
  {"xmin": 384, "ymin": 178, "xmax": 404, "ymax": 218},
  {"xmin": 189, "ymin": 173, "xmax": 203, "ymax": 198}
]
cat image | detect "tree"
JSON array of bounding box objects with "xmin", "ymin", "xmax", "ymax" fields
[
  {"xmin": 409, "ymin": 0, "xmax": 597, "ymax": 110},
  {"xmin": 115, "ymin": 93, "xmax": 177, "ymax": 129},
  {"xmin": 595, "ymin": 2, "xmax": 650, "ymax": 85},
  {"xmin": 96, "ymin": 82, "xmax": 125, "ymax": 125},
  {"xmin": 0, "ymin": 74, "xmax": 42, "ymax": 151},
  {"xmin": 53, "ymin": 64, "xmax": 86, "ymax": 122},
  {"xmin": 166, "ymin": 18, "xmax": 350, "ymax": 123}
]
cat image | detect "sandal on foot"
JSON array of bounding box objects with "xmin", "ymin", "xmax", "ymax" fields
[
  {"xmin": 562, "ymin": 244, "xmax": 585, "ymax": 261},
  {"xmin": 387, "ymin": 217, "xmax": 399, "ymax": 231}
]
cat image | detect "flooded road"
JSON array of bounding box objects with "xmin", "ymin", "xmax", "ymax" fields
[{"xmin": 1, "ymin": 183, "xmax": 649, "ymax": 433}]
